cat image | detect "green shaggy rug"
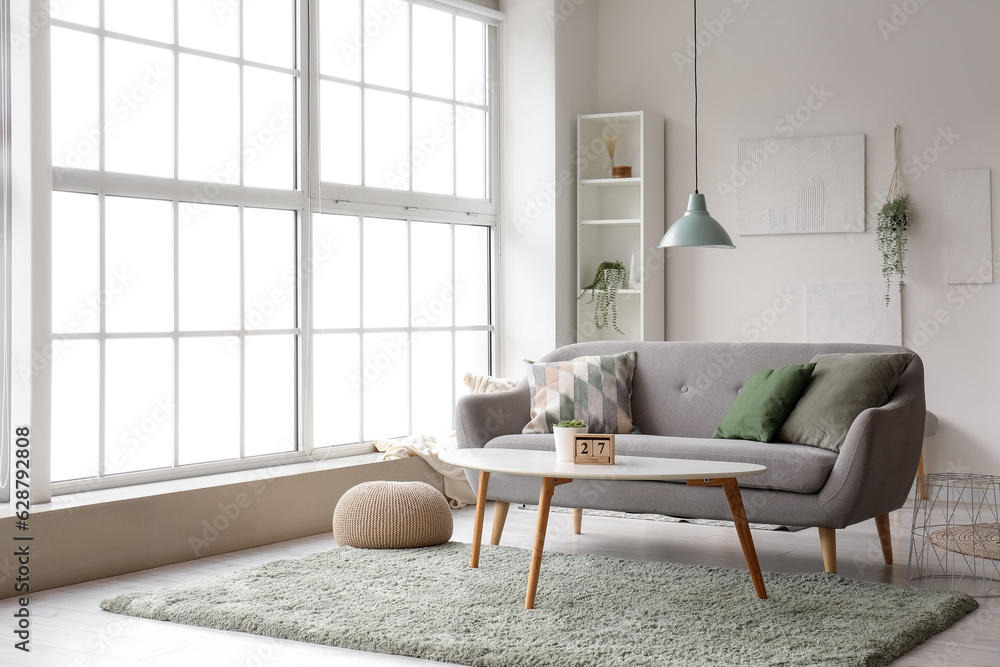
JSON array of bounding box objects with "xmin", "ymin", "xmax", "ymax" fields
[{"xmin": 101, "ymin": 542, "xmax": 977, "ymax": 667}]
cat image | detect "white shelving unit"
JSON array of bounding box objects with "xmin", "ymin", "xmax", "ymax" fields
[{"xmin": 576, "ymin": 111, "xmax": 664, "ymax": 342}]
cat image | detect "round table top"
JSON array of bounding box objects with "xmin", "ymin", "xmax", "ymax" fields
[{"xmin": 439, "ymin": 448, "xmax": 766, "ymax": 482}]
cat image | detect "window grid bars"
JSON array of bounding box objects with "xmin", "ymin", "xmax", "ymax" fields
[
  {"xmin": 97, "ymin": 0, "xmax": 108, "ymax": 476},
  {"xmin": 407, "ymin": 2, "xmax": 414, "ymax": 193},
  {"xmin": 53, "ymin": 0, "xmax": 301, "ymax": 481},
  {"xmin": 309, "ymin": 213, "xmax": 494, "ymax": 446},
  {"xmin": 47, "ymin": 0, "xmax": 497, "ymax": 486},
  {"xmin": 316, "ymin": 0, "xmax": 489, "ymax": 201},
  {"xmin": 171, "ymin": 204, "xmax": 180, "ymax": 469},
  {"xmin": 238, "ymin": 206, "xmax": 247, "ymax": 461},
  {"xmin": 49, "ymin": 19, "xmax": 301, "ymax": 79}
]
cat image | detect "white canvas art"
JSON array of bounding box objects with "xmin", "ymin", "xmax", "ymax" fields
[
  {"xmin": 805, "ymin": 282, "xmax": 902, "ymax": 345},
  {"xmin": 942, "ymin": 169, "xmax": 993, "ymax": 285},
  {"xmin": 737, "ymin": 135, "xmax": 865, "ymax": 235}
]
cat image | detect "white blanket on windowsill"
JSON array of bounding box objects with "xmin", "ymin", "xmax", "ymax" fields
[{"xmin": 374, "ymin": 432, "xmax": 478, "ymax": 509}]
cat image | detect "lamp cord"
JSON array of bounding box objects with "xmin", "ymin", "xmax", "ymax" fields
[{"xmin": 693, "ymin": 0, "xmax": 699, "ymax": 195}]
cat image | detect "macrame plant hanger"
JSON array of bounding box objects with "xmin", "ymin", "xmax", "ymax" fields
[
  {"xmin": 887, "ymin": 125, "xmax": 906, "ymax": 213},
  {"xmin": 877, "ymin": 125, "xmax": 910, "ymax": 305}
]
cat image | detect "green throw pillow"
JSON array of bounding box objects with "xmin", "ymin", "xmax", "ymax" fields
[
  {"xmin": 777, "ymin": 352, "xmax": 915, "ymax": 452},
  {"xmin": 713, "ymin": 363, "xmax": 817, "ymax": 442}
]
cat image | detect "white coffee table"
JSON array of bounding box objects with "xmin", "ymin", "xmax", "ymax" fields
[{"xmin": 439, "ymin": 448, "xmax": 768, "ymax": 609}]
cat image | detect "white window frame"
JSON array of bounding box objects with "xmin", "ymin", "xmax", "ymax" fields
[
  {"xmin": 0, "ymin": 0, "xmax": 12, "ymax": 504},
  {"xmin": 302, "ymin": 0, "xmax": 502, "ymax": 450},
  {"xmin": 47, "ymin": 1, "xmax": 311, "ymax": 494},
  {"xmin": 309, "ymin": 0, "xmax": 501, "ymax": 221},
  {"xmin": 27, "ymin": 0, "xmax": 503, "ymax": 497},
  {"xmin": 306, "ymin": 205, "xmax": 497, "ymax": 448}
]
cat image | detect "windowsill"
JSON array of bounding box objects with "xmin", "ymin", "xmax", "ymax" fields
[{"xmin": 2, "ymin": 451, "xmax": 388, "ymax": 518}]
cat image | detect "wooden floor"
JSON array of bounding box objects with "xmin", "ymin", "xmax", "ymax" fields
[{"xmin": 2, "ymin": 501, "xmax": 998, "ymax": 666}]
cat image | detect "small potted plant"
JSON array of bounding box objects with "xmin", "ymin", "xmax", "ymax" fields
[
  {"xmin": 553, "ymin": 419, "xmax": 587, "ymax": 461},
  {"xmin": 579, "ymin": 260, "xmax": 627, "ymax": 335}
]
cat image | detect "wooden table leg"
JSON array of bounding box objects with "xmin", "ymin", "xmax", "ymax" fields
[
  {"xmin": 525, "ymin": 477, "xmax": 556, "ymax": 609},
  {"xmin": 522, "ymin": 477, "xmax": 573, "ymax": 609},
  {"xmin": 572, "ymin": 508, "xmax": 583, "ymax": 535},
  {"xmin": 687, "ymin": 478, "xmax": 767, "ymax": 599},
  {"xmin": 491, "ymin": 501, "xmax": 510, "ymax": 545},
  {"xmin": 720, "ymin": 478, "xmax": 767, "ymax": 599},
  {"xmin": 470, "ymin": 471, "xmax": 490, "ymax": 568}
]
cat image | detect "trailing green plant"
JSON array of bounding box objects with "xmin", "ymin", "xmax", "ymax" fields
[
  {"xmin": 877, "ymin": 126, "xmax": 910, "ymax": 305},
  {"xmin": 579, "ymin": 260, "xmax": 627, "ymax": 335},
  {"xmin": 877, "ymin": 194, "xmax": 910, "ymax": 304},
  {"xmin": 556, "ymin": 420, "xmax": 586, "ymax": 428}
]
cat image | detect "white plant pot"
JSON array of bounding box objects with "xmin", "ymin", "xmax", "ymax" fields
[{"xmin": 553, "ymin": 426, "xmax": 587, "ymax": 462}]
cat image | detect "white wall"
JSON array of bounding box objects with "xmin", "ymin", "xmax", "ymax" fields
[
  {"xmin": 595, "ymin": 0, "xmax": 1000, "ymax": 473},
  {"xmin": 554, "ymin": 0, "xmax": 599, "ymax": 348},
  {"xmin": 498, "ymin": 0, "xmax": 558, "ymax": 376}
]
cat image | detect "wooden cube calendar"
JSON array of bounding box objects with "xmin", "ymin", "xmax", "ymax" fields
[{"xmin": 573, "ymin": 434, "xmax": 615, "ymax": 465}]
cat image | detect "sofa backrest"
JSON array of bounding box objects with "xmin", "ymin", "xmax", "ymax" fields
[{"xmin": 537, "ymin": 341, "xmax": 923, "ymax": 439}]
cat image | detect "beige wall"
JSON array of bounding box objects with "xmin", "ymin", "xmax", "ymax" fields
[
  {"xmin": 596, "ymin": 0, "xmax": 1000, "ymax": 474},
  {"xmin": 0, "ymin": 457, "xmax": 444, "ymax": 599}
]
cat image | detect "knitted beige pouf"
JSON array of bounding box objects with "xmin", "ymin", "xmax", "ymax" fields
[{"xmin": 333, "ymin": 481, "xmax": 453, "ymax": 549}]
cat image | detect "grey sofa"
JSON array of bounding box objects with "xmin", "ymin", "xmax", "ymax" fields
[{"xmin": 455, "ymin": 341, "xmax": 926, "ymax": 574}]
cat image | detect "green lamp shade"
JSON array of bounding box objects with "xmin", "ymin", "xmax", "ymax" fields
[{"xmin": 658, "ymin": 193, "xmax": 735, "ymax": 249}]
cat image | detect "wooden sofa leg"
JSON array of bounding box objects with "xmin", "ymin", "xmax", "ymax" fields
[
  {"xmin": 916, "ymin": 455, "xmax": 927, "ymax": 501},
  {"xmin": 572, "ymin": 508, "xmax": 583, "ymax": 534},
  {"xmin": 490, "ymin": 501, "xmax": 510, "ymax": 545},
  {"xmin": 874, "ymin": 513, "xmax": 893, "ymax": 564},
  {"xmin": 819, "ymin": 527, "xmax": 837, "ymax": 574}
]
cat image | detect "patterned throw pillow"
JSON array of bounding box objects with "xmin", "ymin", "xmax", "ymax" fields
[{"xmin": 522, "ymin": 351, "xmax": 637, "ymax": 434}]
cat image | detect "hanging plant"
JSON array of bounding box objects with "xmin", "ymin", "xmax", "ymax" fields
[
  {"xmin": 877, "ymin": 195, "xmax": 910, "ymax": 304},
  {"xmin": 579, "ymin": 260, "xmax": 627, "ymax": 335},
  {"xmin": 877, "ymin": 126, "xmax": 911, "ymax": 305}
]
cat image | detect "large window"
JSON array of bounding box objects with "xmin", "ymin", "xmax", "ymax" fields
[
  {"xmin": 318, "ymin": 0, "xmax": 492, "ymax": 204},
  {"xmin": 47, "ymin": 0, "xmax": 498, "ymax": 489},
  {"xmin": 311, "ymin": 214, "xmax": 492, "ymax": 446}
]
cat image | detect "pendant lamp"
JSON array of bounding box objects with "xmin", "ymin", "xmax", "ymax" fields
[{"xmin": 659, "ymin": 0, "xmax": 734, "ymax": 249}]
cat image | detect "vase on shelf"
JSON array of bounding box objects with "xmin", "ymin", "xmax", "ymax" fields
[
  {"xmin": 628, "ymin": 253, "xmax": 641, "ymax": 289},
  {"xmin": 604, "ymin": 133, "xmax": 617, "ymax": 179}
]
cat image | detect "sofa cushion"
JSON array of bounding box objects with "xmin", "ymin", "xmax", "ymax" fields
[
  {"xmin": 522, "ymin": 351, "xmax": 637, "ymax": 434},
  {"xmin": 778, "ymin": 352, "xmax": 914, "ymax": 452},
  {"xmin": 713, "ymin": 362, "xmax": 816, "ymax": 442},
  {"xmin": 484, "ymin": 434, "xmax": 838, "ymax": 494}
]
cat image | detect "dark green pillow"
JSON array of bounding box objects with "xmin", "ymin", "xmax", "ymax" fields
[
  {"xmin": 777, "ymin": 352, "xmax": 914, "ymax": 452},
  {"xmin": 713, "ymin": 363, "xmax": 817, "ymax": 442}
]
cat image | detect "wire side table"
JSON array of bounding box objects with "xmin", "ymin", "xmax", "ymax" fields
[{"xmin": 907, "ymin": 473, "xmax": 1000, "ymax": 597}]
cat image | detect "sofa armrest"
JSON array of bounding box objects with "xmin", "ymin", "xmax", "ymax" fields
[
  {"xmin": 455, "ymin": 381, "xmax": 531, "ymax": 449},
  {"xmin": 818, "ymin": 356, "xmax": 926, "ymax": 527}
]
